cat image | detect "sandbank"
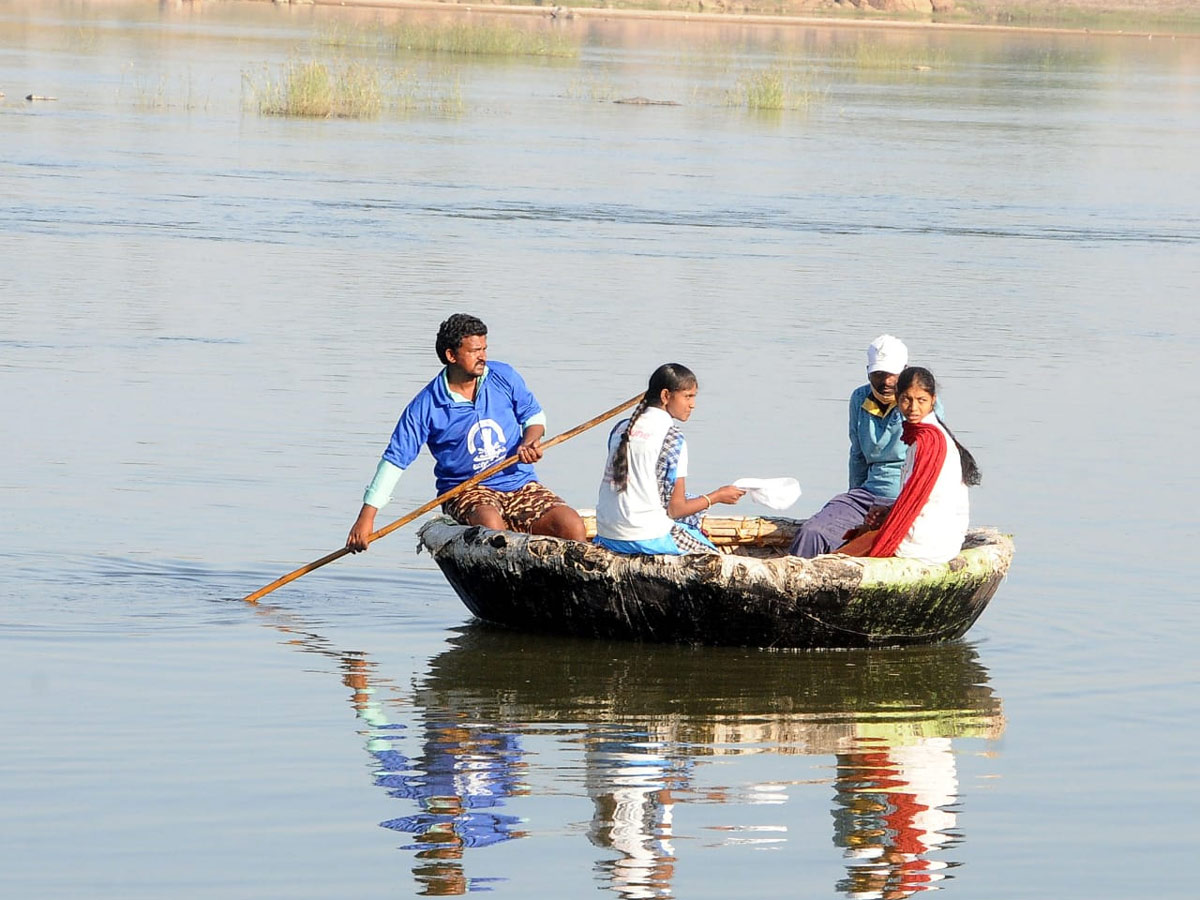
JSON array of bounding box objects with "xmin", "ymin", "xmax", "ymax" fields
[{"xmin": 275, "ymin": 0, "xmax": 1200, "ymax": 40}]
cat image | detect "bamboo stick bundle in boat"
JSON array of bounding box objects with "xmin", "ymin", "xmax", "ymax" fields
[
  {"xmin": 702, "ymin": 517, "xmax": 795, "ymax": 548},
  {"xmin": 564, "ymin": 513, "xmax": 795, "ymax": 551}
]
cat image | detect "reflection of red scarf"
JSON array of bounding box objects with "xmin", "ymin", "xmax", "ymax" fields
[{"xmin": 868, "ymin": 422, "xmax": 947, "ymax": 558}]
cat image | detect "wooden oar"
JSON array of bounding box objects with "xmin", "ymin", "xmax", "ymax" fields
[{"xmin": 241, "ymin": 391, "xmax": 643, "ymax": 604}]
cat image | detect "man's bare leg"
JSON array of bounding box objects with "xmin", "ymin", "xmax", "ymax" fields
[
  {"xmin": 465, "ymin": 505, "xmax": 507, "ymax": 531},
  {"xmin": 530, "ymin": 506, "xmax": 586, "ymax": 541}
]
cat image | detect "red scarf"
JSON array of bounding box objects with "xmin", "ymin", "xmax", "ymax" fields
[{"xmin": 867, "ymin": 421, "xmax": 947, "ymax": 558}]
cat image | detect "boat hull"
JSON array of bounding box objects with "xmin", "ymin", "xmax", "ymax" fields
[{"xmin": 417, "ymin": 517, "xmax": 1013, "ymax": 649}]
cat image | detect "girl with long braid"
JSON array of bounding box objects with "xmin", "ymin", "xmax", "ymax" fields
[
  {"xmin": 595, "ymin": 364, "xmax": 745, "ymax": 556},
  {"xmin": 841, "ymin": 367, "xmax": 980, "ymax": 563}
]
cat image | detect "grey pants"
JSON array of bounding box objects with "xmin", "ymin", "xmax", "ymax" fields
[{"xmin": 789, "ymin": 487, "xmax": 889, "ymax": 558}]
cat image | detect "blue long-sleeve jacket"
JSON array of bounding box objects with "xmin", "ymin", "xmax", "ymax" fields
[{"xmin": 847, "ymin": 384, "xmax": 942, "ymax": 500}]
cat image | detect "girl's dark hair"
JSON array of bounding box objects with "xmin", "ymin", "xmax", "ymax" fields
[
  {"xmin": 436, "ymin": 314, "xmax": 488, "ymax": 365},
  {"xmin": 611, "ymin": 363, "xmax": 698, "ymax": 492},
  {"xmin": 897, "ymin": 367, "xmax": 981, "ymax": 486}
]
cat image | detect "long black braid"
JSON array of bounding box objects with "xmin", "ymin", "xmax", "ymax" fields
[{"xmin": 611, "ymin": 363, "xmax": 698, "ymax": 492}]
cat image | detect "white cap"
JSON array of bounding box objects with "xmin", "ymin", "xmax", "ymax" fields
[{"xmin": 866, "ymin": 334, "xmax": 908, "ymax": 375}]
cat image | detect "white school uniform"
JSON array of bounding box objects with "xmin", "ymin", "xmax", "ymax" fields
[{"xmin": 596, "ymin": 407, "xmax": 686, "ymax": 543}]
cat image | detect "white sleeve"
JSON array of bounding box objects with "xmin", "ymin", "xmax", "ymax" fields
[
  {"xmin": 362, "ymin": 458, "xmax": 404, "ymax": 509},
  {"xmin": 522, "ymin": 410, "xmax": 547, "ymax": 430}
]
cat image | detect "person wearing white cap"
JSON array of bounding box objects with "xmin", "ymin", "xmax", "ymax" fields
[{"xmin": 789, "ymin": 335, "xmax": 938, "ymax": 558}]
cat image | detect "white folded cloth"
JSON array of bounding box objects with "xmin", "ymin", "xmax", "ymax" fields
[{"xmin": 732, "ymin": 477, "xmax": 801, "ymax": 511}]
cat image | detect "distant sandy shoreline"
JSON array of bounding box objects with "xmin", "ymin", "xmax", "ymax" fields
[{"xmin": 283, "ymin": 0, "xmax": 1200, "ymax": 39}]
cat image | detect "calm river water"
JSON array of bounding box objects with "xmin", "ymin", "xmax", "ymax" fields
[{"xmin": 1, "ymin": 1, "xmax": 1197, "ymax": 897}]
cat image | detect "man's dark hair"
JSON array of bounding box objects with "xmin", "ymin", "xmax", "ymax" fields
[{"xmin": 435, "ymin": 314, "xmax": 488, "ymax": 365}]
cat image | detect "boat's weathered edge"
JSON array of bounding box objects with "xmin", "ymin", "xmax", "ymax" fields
[{"xmin": 417, "ymin": 517, "xmax": 1013, "ymax": 649}]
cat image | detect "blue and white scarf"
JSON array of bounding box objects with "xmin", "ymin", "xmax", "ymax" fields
[{"xmin": 656, "ymin": 423, "xmax": 704, "ymax": 530}]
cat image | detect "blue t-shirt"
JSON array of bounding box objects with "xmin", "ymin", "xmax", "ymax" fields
[{"xmin": 382, "ymin": 362, "xmax": 542, "ymax": 494}]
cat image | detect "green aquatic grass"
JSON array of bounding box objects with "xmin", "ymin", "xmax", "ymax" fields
[
  {"xmin": 116, "ymin": 64, "xmax": 212, "ymax": 113},
  {"xmin": 316, "ymin": 18, "xmax": 579, "ymax": 58},
  {"xmin": 832, "ymin": 42, "xmax": 951, "ymax": 71},
  {"xmin": 394, "ymin": 70, "xmax": 466, "ymax": 116},
  {"xmin": 246, "ymin": 61, "xmax": 465, "ymax": 119},
  {"xmin": 131, "ymin": 74, "xmax": 211, "ymax": 112},
  {"xmin": 256, "ymin": 60, "xmax": 383, "ymax": 119},
  {"xmin": 315, "ymin": 20, "xmax": 369, "ymax": 50},
  {"xmin": 385, "ymin": 20, "xmax": 579, "ymax": 58},
  {"xmin": 726, "ymin": 67, "xmax": 817, "ymax": 111}
]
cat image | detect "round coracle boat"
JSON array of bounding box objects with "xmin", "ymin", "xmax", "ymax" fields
[{"xmin": 416, "ymin": 514, "xmax": 1013, "ymax": 650}]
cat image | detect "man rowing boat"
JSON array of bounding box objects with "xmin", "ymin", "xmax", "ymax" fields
[{"xmin": 345, "ymin": 314, "xmax": 585, "ymax": 552}]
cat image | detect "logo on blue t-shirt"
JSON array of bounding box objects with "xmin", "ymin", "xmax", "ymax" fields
[{"xmin": 468, "ymin": 419, "xmax": 508, "ymax": 470}]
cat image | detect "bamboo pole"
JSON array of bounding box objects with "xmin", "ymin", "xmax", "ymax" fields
[{"xmin": 241, "ymin": 391, "xmax": 644, "ymax": 604}]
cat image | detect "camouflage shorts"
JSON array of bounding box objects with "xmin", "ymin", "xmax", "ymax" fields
[{"xmin": 442, "ymin": 481, "xmax": 568, "ymax": 533}]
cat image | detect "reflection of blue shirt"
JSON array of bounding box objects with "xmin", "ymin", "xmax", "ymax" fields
[
  {"xmin": 372, "ymin": 725, "xmax": 527, "ymax": 850},
  {"xmin": 379, "ymin": 810, "xmax": 523, "ymax": 849},
  {"xmin": 382, "ymin": 362, "xmax": 542, "ymax": 494}
]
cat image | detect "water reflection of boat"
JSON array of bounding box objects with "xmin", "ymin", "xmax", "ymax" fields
[
  {"xmin": 277, "ymin": 607, "xmax": 1003, "ymax": 898},
  {"xmin": 399, "ymin": 625, "xmax": 1004, "ymax": 899},
  {"xmin": 416, "ymin": 625, "xmax": 1005, "ymax": 752},
  {"xmin": 417, "ymin": 516, "xmax": 1013, "ymax": 649}
]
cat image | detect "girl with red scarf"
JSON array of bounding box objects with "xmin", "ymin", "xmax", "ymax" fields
[{"xmin": 840, "ymin": 368, "xmax": 980, "ymax": 563}]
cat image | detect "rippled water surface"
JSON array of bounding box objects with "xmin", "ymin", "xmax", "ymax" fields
[{"xmin": 1, "ymin": 2, "xmax": 1197, "ymax": 897}]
